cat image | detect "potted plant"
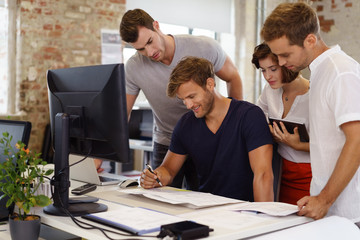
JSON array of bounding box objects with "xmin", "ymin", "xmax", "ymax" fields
[{"xmin": 0, "ymin": 132, "xmax": 53, "ymax": 240}]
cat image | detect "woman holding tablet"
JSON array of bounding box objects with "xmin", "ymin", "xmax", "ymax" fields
[{"xmin": 252, "ymin": 43, "xmax": 312, "ymax": 205}]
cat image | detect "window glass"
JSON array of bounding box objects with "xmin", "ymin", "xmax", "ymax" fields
[
  {"xmin": 160, "ymin": 23, "xmax": 189, "ymax": 35},
  {"xmin": 0, "ymin": 3, "xmax": 8, "ymax": 113},
  {"xmin": 123, "ymin": 47, "xmax": 137, "ymax": 64},
  {"xmin": 191, "ymin": 28, "xmax": 215, "ymax": 38}
]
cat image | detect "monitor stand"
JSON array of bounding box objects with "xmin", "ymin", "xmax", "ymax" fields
[
  {"xmin": 43, "ymin": 113, "xmax": 107, "ymax": 217},
  {"xmin": 43, "ymin": 200, "xmax": 107, "ymax": 217}
]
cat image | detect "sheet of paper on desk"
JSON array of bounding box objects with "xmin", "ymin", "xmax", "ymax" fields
[
  {"xmin": 250, "ymin": 216, "xmax": 360, "ymax": 240},
  {"xmin": 178, "ymin": 204, "xmax": 277, "ymax": 230},
  {"xmin": 119, "ymin": 187, "xmax": 243, "ymax": 208},
  {"xmin": 234, "ymin": 202, "xmax": 299, "ymax": 216},
  {"xmin": 83, "ymin": 205, "xmax": 184, "ymax": 235}
]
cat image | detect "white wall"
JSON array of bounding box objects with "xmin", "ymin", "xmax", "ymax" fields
[{"xmin": 126, "ymin": 0, "xmax": 232, "ymax": 33}]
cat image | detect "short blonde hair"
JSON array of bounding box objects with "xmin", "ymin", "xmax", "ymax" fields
[{"xmin": 167, "ymin": 57, "xmax": 214, "ymax": 98}]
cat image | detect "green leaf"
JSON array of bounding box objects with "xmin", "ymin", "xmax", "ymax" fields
[
  {"xmin": 35, "ymin": 195, "xmax": 52, "ymax": 207},
  {"xmin": 45, "ymin": 169, "xmax": 54, "ymax": 175},
  {"xmin": 5, "ymin": 198, "xmax": 13, "ymax": 208},
  {"xmin": 23, "ymin": 202, "xmax": 31, "ymax": 214},
  {"xmin": 0, "ymin": 132, "xmax": 52, "ymax": 216}
]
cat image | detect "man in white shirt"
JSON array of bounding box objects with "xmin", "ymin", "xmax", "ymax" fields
[{"xmin": 261, "ymin": 2, "xmax": 360, "ymax": 224}]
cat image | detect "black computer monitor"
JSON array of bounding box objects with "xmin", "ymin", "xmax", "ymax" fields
[
  {"xmin": 0, "ymin": 119, "xmax": 31, "ymax": 220},
  {"xmin": 44, "ymin": 63, "xmax": 130, "ymax": 216}
]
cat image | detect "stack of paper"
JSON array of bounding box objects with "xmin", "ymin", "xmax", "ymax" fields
[
  {"xmin": 119, "ymin": 187, "xmax": 242, "ymax": 208},
  {"xmin": 233, "ymin": 202, "xmax": 299, "ymax": 216},
  {"xmin": 82, "ymin": 205, "xmax": 185, "ymax": 235}
]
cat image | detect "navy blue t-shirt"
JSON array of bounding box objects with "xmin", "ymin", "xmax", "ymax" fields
[{"xmin": 170, "ymin": 99, "xmax": 273, "ymax": 201}]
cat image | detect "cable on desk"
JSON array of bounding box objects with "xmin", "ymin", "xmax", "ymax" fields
[
  {"xmin": 57, "ymin": 194, "xmax": 159, "ymax": 239},
  {"xmin": 48, "ymin": 152, "xmax": 159, "ymax": 240}
]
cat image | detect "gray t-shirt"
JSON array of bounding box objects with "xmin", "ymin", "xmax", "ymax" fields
[{"xmin": 125, "ymin": 35, "xmax": 227, "ymax": 146}]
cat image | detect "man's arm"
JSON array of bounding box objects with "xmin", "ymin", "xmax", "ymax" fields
[
  {"xmin": 248, "ymin": 144, "xmax": 274, "ymax": 202},
  {"xmin": 140, "ymin": 150, "xmax": 187, "ymax": 188},
  {"xmin": 215, "ymin": 56, "xmax": 243, "ymax": 100},
  {"xmin": 298, "ymin": 121, "xmax": 360, "ymax": 219},
  {"xmin": 126, "ymin": 93, "xmax": 138, "ymax": 121}
]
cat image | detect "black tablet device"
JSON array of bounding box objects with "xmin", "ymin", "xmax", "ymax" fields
[{"xmin": 268, "ymin": 117, "xmax": 309, "ymax": 142}]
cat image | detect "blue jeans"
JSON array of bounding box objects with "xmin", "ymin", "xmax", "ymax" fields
[{"xmin": 152, "ymin": 142, "xmax": 199, "ymax": 190}]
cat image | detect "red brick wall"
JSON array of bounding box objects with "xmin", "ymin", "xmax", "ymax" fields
[
  {"xmin": 16, "ymin": 0, "xmax": 126, "ymax": 154},
  {"xmin": 312, "ymin": 0, "xmax": 360, "ymax": 61}
]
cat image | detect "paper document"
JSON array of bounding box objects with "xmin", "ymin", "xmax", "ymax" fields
[
  {"xmin": 119, "ymin": 187, "xmax": 242, "ymax": 208},
  {"xmin": 234, "ymin": 202, "xmax": 299, "ymax": 216},
  {"xmin": 179, "ymin": 204, "xmax": 275, "ymax": 230},
  {"xmin": 179, "ymin": 203, "xmax": 311, "ymax": 238},
  {"xmin": 82, "ymin": 205, "xmax": 184, "ymax": 235},
  {"xmin": 250, "ymin": 216, "xmax": 360, "ymax": 240}
]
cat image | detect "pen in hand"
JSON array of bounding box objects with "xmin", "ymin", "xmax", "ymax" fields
[{"xmin": 145, "ymin": 164, "xmax": 163, "ymax": 187}]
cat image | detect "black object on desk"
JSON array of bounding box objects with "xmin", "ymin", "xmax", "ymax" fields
[
  {"xmin": 158, "ymin": 221, "xmax": 213, "ymax": 240},
  {"xmin": 71, "ymin": 183, "xmax": 97, "ymax": 195},
  {"xmin": 45, "ymin": 64, "xmax": 129, "ymax": 216}
]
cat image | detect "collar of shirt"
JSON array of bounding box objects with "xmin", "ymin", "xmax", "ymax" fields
[{"xmin": 309, "ymin": 44, "xmax": 341, "ymax": 74}]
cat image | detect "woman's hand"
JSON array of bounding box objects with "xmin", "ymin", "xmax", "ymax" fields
[{"xmin": 270, "ymin": 121, "xmax": 309, "ymax": 152}]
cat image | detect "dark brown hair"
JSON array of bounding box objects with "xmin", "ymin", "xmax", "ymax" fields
[
  {"xmin": 120, "ymin": 9, "xmax": 155, "ymax": 43},
  {"xmin": 261, "ymin": 2, "xmax": 320, "ymax": 46},
  {"xmin": 252, "ymin": 43, "xmax": 299, "ymax": 83},
  {"xmin": 167, "ymin": 57, "xmax": 215, "ymax": 97}
]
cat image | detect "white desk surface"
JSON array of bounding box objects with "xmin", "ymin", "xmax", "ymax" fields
[{"xmin": 9, "ymin": 183, "xmax": 314, "ymax": 240}]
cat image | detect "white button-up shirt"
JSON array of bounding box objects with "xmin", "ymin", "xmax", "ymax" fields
[
  {"xmin": 309, "ymin": 45, "xmax": 360, "ymax": 222},
  {"xmin": 257, "ymin": 84, "xmax": 310, "ymax": 163}
]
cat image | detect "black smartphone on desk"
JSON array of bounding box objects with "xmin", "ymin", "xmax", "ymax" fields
[
  {"xmin": 268, "ymin": 117, "xmax": 309, "ymax": 142},
  {"xmin": 71, "ymin": 183, "xmax": 97, "ymax": 195}
]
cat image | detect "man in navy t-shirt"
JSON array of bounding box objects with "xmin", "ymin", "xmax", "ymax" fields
[{"xmin": 140, "ymin": 57, "xmax": 274, "ymax": 201}]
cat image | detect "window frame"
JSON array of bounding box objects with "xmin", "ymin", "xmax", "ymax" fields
[{"xmin": 0, "ymin": 0, "xmax": 17, "ymax": 115}]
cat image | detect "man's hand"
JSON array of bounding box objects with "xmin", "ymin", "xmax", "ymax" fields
[
  {"xmin": 140, "ymin": 167, "xmax": 162, "ymax": 189},
  {"xmin": 297, "ymin": 195, "xmax": 332, "ymax": 220},
  {"xmin": 94, "ymin": 159, "xmax": 104, "ymax": 173}
]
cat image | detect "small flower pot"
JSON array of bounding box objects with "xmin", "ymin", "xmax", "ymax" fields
[{"xmin": 9, "ymin": 215, "xmax": 41, "ymax": 240}]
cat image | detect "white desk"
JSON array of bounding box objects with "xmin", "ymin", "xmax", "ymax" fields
[{"xmin": 7, "ymin": 183, "xmax": 314, "ymax": 240}]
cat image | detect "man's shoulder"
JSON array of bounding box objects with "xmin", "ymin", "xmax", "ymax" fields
[
  {"xmin": 229, "ymin": 99, "xmax": 264, "ymax": 121},
  {"xmin": 174, "ymin": 34, "xmax": 217, "ymax": 46},
  {"xmin": 231, "ymin": 99, "xmax": 259, "ymax": 112},
  {"xmin": 172, "ymin": 112, "xmax": 197, "ymax": 137},
  {"xmin": 126, "ymin": 52, "xmax": 149, "ymax": 67},
  {"xmin": 178, "ymin": 111, "xmax": 196, "ymax": 123},
  {"xmin": 125, "ymin": 52, "xmax": 159, "ymax": 77},
  {"xmin": 314, "ymin": 45, "xmax": 360, "ymax": 74}
]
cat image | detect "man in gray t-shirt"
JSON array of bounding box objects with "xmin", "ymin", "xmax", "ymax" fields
[{"xmin": 120, "ymin": 9, "xmax": 243, "ymax": 189}]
